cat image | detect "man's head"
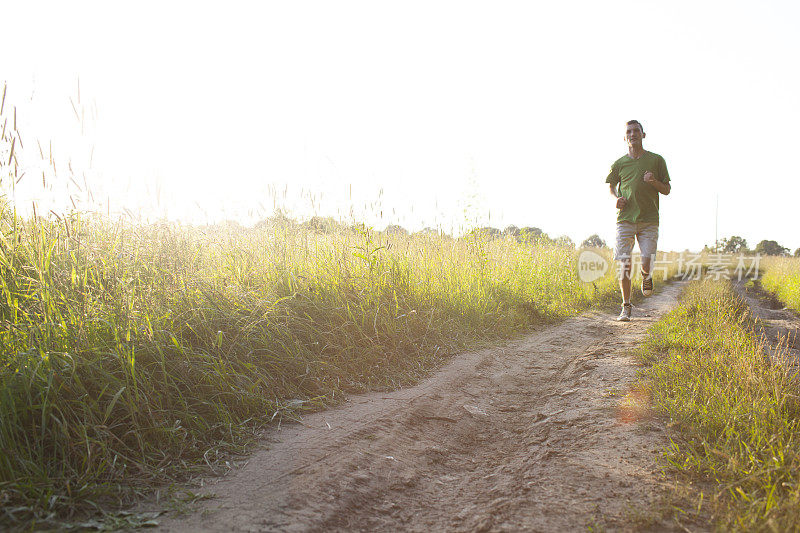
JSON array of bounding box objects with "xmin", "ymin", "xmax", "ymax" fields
[{"xmin": 625, "ymin": 120, "xmax": 645, "ymax": 147}]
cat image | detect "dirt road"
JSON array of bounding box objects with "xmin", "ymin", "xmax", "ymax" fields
[{"xmin": 158, "ymin": 283, "xmax": 684, "ymax": 532}]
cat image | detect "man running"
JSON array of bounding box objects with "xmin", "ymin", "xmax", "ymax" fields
[{"xmin": 606, "ymin": 120, "xmax": 671, "ymax": 322}]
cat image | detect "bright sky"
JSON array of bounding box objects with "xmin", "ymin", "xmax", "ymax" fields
[{"xmin": 2, "ymin": 0, "xmax": 799, "ymax": 252}]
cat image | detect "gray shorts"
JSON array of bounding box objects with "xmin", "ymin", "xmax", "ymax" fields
[{"xmin": 614, "ymin": 221, "xmax": 658, "ymax": 262}]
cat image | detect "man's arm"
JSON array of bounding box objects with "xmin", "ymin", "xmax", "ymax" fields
[
  {"xmin": 609, "ymin": 183, "xmax": 627, "ymax": 208},
  {"xmin": 643, "ymin": 171, "xmax": 671, "ymax": 195}
]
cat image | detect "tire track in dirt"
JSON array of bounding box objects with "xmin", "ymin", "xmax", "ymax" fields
[
  {"xmin": 157, "ymin": 283, "xmax": 684, "ymax": 532},
  {"xmin": 735, "ymin": 281, "xmax": 800, "ymax": 372}
]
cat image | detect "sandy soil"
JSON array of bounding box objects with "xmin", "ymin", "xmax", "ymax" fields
[{"xmin": 157, "ymin": 283, "xmax": 685, "ymax": 532}]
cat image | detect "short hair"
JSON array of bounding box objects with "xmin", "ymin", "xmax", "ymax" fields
[{"xmin": 626, "ymin": 120, "xmax": 644, "ymax": 134}]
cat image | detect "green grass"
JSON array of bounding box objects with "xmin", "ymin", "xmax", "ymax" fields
[
  {"xmin": 0, "ymin": 205, "xmax": 624, "ymax": 528},
  {"xmin": 638, "ymin": 279, "xmax": 800, "ymax": 531},
  {"xmin": 760, "ymin": 256, "xmax": 800, "ymax": 313}
]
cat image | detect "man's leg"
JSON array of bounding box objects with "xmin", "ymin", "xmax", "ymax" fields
[
  {"xmin": 615, "ymin": 222, "xmax": 635, "ymax": 321},
  {"xmin": 619, "ymin": 259, "xmax": 632, "ymax": 302},
  {"xmin": 641, "ymin": 254, "xmax": 652, "ymax": 277},
  {"xmin": 636, "ymin": 223, "xmax": 659, "ymax": 297}
]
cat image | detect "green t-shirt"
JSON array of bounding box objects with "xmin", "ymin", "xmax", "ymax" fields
[{"xmin": 605, "ymin": 151, "xmax": 670, "ymax": 224}]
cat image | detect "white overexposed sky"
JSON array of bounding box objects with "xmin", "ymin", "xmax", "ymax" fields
[{"xmin": 2, "ymin": 0, "xmax": 799, "ymax": 252}]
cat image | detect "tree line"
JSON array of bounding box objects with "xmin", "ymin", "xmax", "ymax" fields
[
  {"xmin": 251, "ymin": 215, "xmax": 797, "ymax": 257},
  {"xmin": 712, "ymin": 236, "xmax": 799, "ymax": 257}
]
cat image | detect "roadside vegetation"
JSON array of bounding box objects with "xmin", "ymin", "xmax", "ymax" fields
[
  {"xmin": 0, "ymin": 206, "xmax": 626, "ymax": 528},
  {"xmin": 638, "ymin": 279, "xmax": 800, "ymax": 530},
  {"xmin": 760, "ymin": 256, "xmax": 800, "ymax": 314}
]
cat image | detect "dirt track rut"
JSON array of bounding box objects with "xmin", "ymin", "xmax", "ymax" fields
[
  {"xmin": 735, "ymin": 281, "xmax": 800, "ymax": 372},
  {"xmin": 158, "ymin": 283, "xmax": 684, "ymax": 532}
]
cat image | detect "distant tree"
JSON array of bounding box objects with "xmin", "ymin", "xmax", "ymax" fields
[
  {"xmin": 581, "ymin": 234, "xmax": 607, "ymax": 248},
  {"xmin": 503, "ymin": 225, "xmax": 520, "ymax": 237},
  {"xmin": 554, "ymin": 235, "xmax": 575, "ymax": 248},
  {"xmin": 304, "ymin": 216, "xmax": 342, "ymax": 234},
  {"xmin": 383, "ymin": 224, "xmax": 408, "ymax": 235},
  {"xmin": 519, "ymin": 227, "xmax": 544, "ymax": 239},
  {"xmin": 754, "ymin": 239, "xmax": 789, "ymax": 256},
  {"xmin": 255, "ymin": 211, "xmax": 297, "ymax": 230},
  {"xmin": 794, "ymin": 247, "xmax": 800, "ymax": 258},
  {"xmin": 476, "ymin": 227, "xmax": 502, "ymax": 239},
  {"xmin": 720, "ymin": 235, "xmax": 748, "ymax": 253},
  {"xmin": 417, "ymin": 227, "xmax": 439, "ymax": 236},
  {"xmin": 349, "ymin": 222, "xmax": 370, "ymax": 235},
  {"xmin": 517, "ymin": 226, "xmax": 553, "ymax": 244}
]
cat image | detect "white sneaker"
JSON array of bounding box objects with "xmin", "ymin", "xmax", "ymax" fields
[{"xmin": 617, "ymin": 303, "xmax": 632, "ymax": 322}]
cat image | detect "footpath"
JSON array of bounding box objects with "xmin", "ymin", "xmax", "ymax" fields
[{"xmin": 157, "ymin": 283, "xmax": 686, "ymax": 532}]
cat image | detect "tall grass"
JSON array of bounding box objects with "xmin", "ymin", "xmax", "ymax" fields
[
  {"xmin": 638, "ymin": 280, "xmax": 800, "ymax": 530},
  {"xmin": 760, "ymin": 256, "xmax": 800, "ymax": 313},
  {"xmin": 0, "ymin": 206, "xmax": 622, "ymax": 527}
]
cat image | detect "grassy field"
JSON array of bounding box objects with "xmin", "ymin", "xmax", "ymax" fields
[
  {"xmin": 0, "ymin": 207, "xmax": 629, "ymax": 527},
  {"xmin": 638, "ymin": 279, "xmax": 800, "ymax": 531},
  {"xmin": 760, "ymin": 256, "xmax": 800, "ymax": 313}
]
